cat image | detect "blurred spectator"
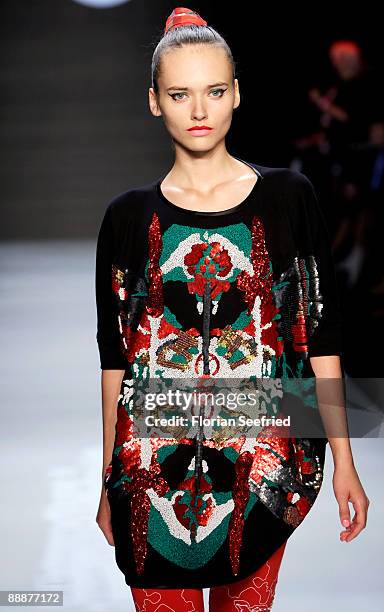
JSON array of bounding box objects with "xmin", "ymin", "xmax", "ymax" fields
[
  {"xmin": 335, "ymin": 119, "xmax": 384, "ymax": 284},
  {"xmin": 290, "ymin": 41, "xmax": 384, "ymax": 375},
  {"xmin": 333, "ymin": 118, "xmax": 384, "ymax": 375},
  {"xmin": 317, "ymin": 41, "xmax": 381, "ymax": 157},
  {"xmin": 290, "ymin": 40, "xmax": 383, "ymax": 232}
]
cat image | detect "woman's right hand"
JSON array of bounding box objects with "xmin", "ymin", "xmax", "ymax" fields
[{"xmin": 96, "ymin": 489, "xmax": 115, "ymax": 546}]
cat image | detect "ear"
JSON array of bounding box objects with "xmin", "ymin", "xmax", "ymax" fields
[
  {"xmin": 148, "ymin": 87, "xmax": 162, "ymax": 117},
  {"xmin": 233, "ymin": 78, "xmax": 240, "ymax": 110}
]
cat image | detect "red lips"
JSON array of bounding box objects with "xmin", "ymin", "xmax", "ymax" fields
[{"xmin": 187, "ymin": 126, "xmax": 212, "ymax": 131}]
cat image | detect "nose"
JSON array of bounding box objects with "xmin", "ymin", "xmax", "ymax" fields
[{"xmin": 191, "ymin": 96, "xmax": 208, "ymax": 121}]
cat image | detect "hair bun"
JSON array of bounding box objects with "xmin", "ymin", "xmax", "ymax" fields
[{"xmin": 164, "ymin": 7, "xmax": 208, "ymax": 34}]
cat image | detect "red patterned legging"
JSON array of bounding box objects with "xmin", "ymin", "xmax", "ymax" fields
[{"xmin": 130, "ymin": 540, "xmax": 287, "ymax": 612}]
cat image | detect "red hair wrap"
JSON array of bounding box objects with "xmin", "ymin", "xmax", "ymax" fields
[{"xmin": 164, "ymin": 7, "xmax": 208, "ymax": 34}]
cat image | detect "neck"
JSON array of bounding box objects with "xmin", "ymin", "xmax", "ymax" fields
[{"xmin": 166, "ymin": 146, "xmax": 252, "ymax": 190}]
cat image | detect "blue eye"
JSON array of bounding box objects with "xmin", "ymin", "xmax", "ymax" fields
[
  {"xmin": 210, "ymin": 88, "xmax": 227, "ymax": 97},
  {"xmin": 170, "ymin": 92, "xmax": 187, "ymax": 101},
  {"xmin": 169, "ymin": 88, "xmax": 227, "ymax": 101}
]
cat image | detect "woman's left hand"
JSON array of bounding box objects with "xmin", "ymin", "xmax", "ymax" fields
[{"xmin": 333, "ymin": 462, "xmax": 370, "ymax": 542}]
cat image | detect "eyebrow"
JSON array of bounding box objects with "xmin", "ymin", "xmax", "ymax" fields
[{"xmin": 167, "ymin": 82, "xmax": 229, "ymax": 91}]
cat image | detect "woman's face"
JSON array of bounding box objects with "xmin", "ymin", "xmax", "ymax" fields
[{"xmin": 149, "ymin": 44, "xmax": 239, "ymax": 151}]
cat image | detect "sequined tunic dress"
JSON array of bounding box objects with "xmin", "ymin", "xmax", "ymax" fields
[{"xmin": 95, "ymin": 158, "xmax": 342, "ymax": 589}]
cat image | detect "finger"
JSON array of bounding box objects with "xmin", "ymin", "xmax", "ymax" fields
[
  {"xmin": 340, "ymin": 522, "xmax": 352, "ymax": 541},
  {"xmin": 347, "ymin": 512, "xmax": 365, "ymax": 538},
  {"xmin": 338, "ymin": 497, "xmax": 351, "ymax": 530},
  {"xmin": 344, "ymin": 500, "xmax": 367, "ymax": 542}
]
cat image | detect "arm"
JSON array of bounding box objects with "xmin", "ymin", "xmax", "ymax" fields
[
  {"xmin": 97, "ymin": 368, "xmax": 125, "ymax": 547},
  {"xmin": 296, "ymin": 173, "xmax": 370, "ymax": 543},
  {"xmin": 97, "ymin": 369, "xmax": 125, "ymax": 547},
  {"xmin": 310, "ymin": 354, "xmax": 370, "ymax": 543},
  {"xmin": 310, "ymin": 355, "xmax": 353, "ymax": 467},
  {"xmin": 320, "ymin": 100, "xmax": 349, "ymax": 123},
  {"xmin": 309, "ymin": 87, "xmax": 349, "ymax": 122},
  {"xmin": 94, "ymin": 203, "xmax": 128, "ymax": 545},
  {"xmin": 101, "ymin": 369, "xmax": 125, "ymax": 489}
]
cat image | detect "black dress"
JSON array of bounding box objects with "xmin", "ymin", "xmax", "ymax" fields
[{"xmin": 95, "ymin": 158, "xmax": 342, "ymax": 589}]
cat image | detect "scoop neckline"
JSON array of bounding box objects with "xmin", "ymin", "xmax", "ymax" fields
[{"xmin": 155, "ymin": 156, "xmax": 263, "ymax": 217}]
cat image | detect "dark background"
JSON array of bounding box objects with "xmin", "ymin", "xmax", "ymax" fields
[{"xmin": 1, "ymin": 0, "xmax": 383, "ymax": 239}]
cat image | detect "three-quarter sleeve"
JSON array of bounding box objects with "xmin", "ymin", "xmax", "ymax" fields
[
  {"xmin": 95, "ymin": 203, "xmax": 127, "ymax": 370},
  {"xmin": 296, "ymin": 174, "xmax": 343, "ymax": 357}
]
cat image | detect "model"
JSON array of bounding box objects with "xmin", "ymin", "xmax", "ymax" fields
[{"xmin": 95, "ymin": 7, "xmax": 370, "ymax": 611}]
